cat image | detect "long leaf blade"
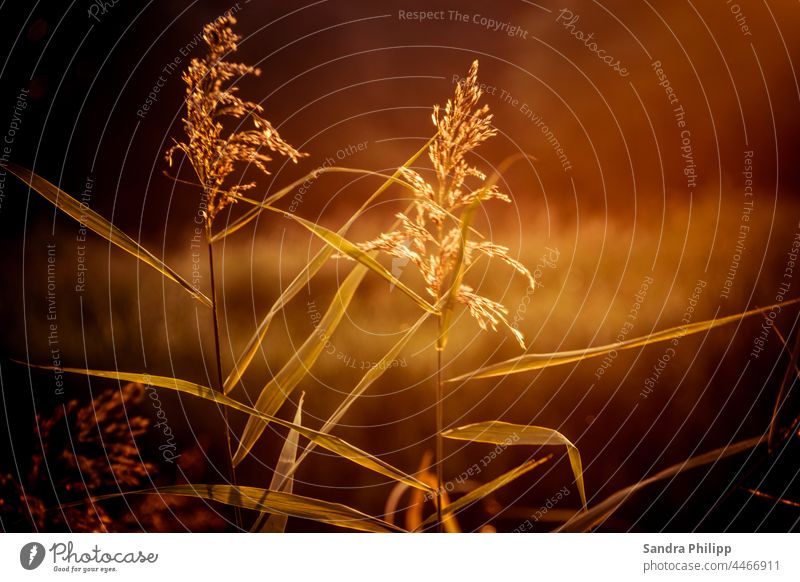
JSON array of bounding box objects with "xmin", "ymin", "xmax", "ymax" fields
[
  {"xmin": 89, "ymin": 485, "xmax": 402, "ymax": 533},
  {"xmin": 280, "ymin": 313, "xmax": 430, "ymax": 489},
  {"xmin": 416, "ymin": 455, "xmax": 552, "ymax": 531},
  {"xmin": 443, "ymin": 421, "xmax": 587, "ymax": 509},
  {"xmin": 222, "ymin": 245, "xmax": 332, "ymax": 394},
  {"xmin": 7, "ymin": 163, "xmax": 211, "ymax": 308},
  {"xmin": 257, "ymin": 394, "xmax": 305, "ymax": 532},
  {"xmin": 22, "ymin": 364, "xmax": 433, "ymax": 494},
  {"xmin": 223, "ymin": 137, "xmax": 436, "ymax": 393},
  {"xmin": 210, "ymin": 168, "xmax": 333, "ymax": 243},
  {"xmin": 451, "ymin": 298, "xmax": 800, "ymax": 382},
  {"xmin": 277, "ymin": 211, "xmax": 439, "ymax": 315},
  {"xmin": 321, "ymin": 314, "xmax": 429, "ymax": 438},
  {"xmin": 233, "ymin": 261, "xmax": 368, "ymax": 466},
  {"xmin": 210, "ymin": 167, "xmax": 417, "ymax": 243},
  {"xmin": 557, "ymin": 436, "xmax": 764, "ymax": 532}
]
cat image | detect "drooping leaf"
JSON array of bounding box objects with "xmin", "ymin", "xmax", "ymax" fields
[
  {"xmin": 233, "ymin": 261, "xmax": 368, "ymax": 466},
  {"xmin": 416, "ymin": 455, "xmax": 552, "ymax": 531},
  {"xmin": 255, "ymin": 394, "xmax": 305, "ymax": 532},
  {"xmin": 88, "ymin": 485, "xmax": 402, "ymax": 533},
  {"xmin": 450, "ymin": 298, "xmax": 800, "ymax": 382},
  {"xmin": 443, "ymin": 421, "xmax": 586, "ymax": 509},
  {"xmin": 557, "ymin": 436, "xmax": 764, "ymax": 532},
  {"xmin": 22, "ymin": 364, "xmax": 433, "ymax": 494},
  {"xmin": 7, "ymin": 163, "xmax": 211, "ymax": 308}
]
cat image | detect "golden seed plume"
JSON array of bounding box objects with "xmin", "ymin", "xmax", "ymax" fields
[
  {"xmin": 166, "ymin": 15, "xmax": 307, "ymax": 226},
  {"xmin": 356, "ymin": 60, "xmax": 534, "ymax": 348}
]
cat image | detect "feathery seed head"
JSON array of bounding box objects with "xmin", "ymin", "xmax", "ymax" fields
[
  {"xmin": 166, "ymin": 15, "xmax": 307, "ymax": 227},
  {"xmin": 357, "ymin": 60, "xmax": 534, "ymax": 348}
]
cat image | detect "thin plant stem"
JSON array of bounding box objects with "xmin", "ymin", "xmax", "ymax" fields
[
  {"xmin": 206, "ymin": 226, "xmax": 243, "ymax": 530},
  {"xmin": 435, "ymin": 316, "xmax": 444, "ymax": 533}
]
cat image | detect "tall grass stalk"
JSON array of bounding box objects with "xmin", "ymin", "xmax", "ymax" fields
[
  {"xmin": 435, "ymin": 325, "xmax": 444, "ymax": 532},
  {"xmin": 205, "ymin": 225, "xmax": 242, "ymax": 528},
  {"xmin": 352, "ymin": 60, "xmax": 536, "ymax": 531},
  {"xmin": 163, "ymin": 14, "xmax": 306, "ymax": 529}
]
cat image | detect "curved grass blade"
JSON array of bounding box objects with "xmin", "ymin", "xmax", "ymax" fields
[
  {"xmin": 254, "ymin": 393, "xmax": 305, "ymax": 532},
  {"xmin": 743, "ymin": 488, "xmax": 800, "ymax": 508},
  {"xmin": 211, "ymin": 167, "xmax": 417, "ymax": 243},
  {"xmin": 384, "ymin": 482, "xmax": 410, "ymax": 528},
  {"xmin": 223, "ymin": 205, "xmax": 413, "ymax": 395},
  {"xmin": 232, "ymin": 261, "xmax": 369, "ymax": 467},
  {"xmin": 443, "ymin": 421, "xmax": 586, "ymax": 509},
  {"xmin": 246, "ymin": 205, "xmax": 438, "ymax": 316},
  {"xmin": 278, "ymin": 313, "xmax": 430, "ymax": 489},
  {"xmin": 557, "ymin": 436, "xmax": 764, "ymax": 532},
  {"xmin": 416, "ymin": 455, "xmax": 552, "ymax": 531},
  {"xmin": 451, "ymin": 297, "xmax": 800, "ymax": 382},
  {"xmin": 88, "ymin": 485, "xmax": 402, "ymax": 533},
  {"xmin": 403, "ymin": 451, "xmax": 460, "ymax": 533},
  {"xmin": 22, "ymin": 364, "xmax": 433, "ymax": 494},
  {"xmin": 7, "ymin": 163, "xmax": 211, "ymax": 308},
  {"xmin": 223, "ymin": 138, "xmax": 436, "ymax": 394},
  {"xmin": 222, "ymin": 243, "xmax": 333, "ymax": 395}
]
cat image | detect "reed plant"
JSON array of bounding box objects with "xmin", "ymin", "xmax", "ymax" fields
[
  {"xmin": 348, "ymin": 60, "xmax": 538, "ymax": 530},
  {"xmin": 8, "ymin": 15, "xmax": 800, "ymax": 532}
]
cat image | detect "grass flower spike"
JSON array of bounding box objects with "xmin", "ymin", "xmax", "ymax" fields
[
  {"xmin": 164, "ymin": 14, "xmax": 309, "ymax": 529},
  {"xmin": 352, "ymin": 60, "xmax": 538, "ymax": 532},
  {"xmin": 358, "ymin": 60, "xmax": 534, "ymax": 348},
  {"xmin": 166, "ymin": 14, "xmax": 306, "ymax": 227}
]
